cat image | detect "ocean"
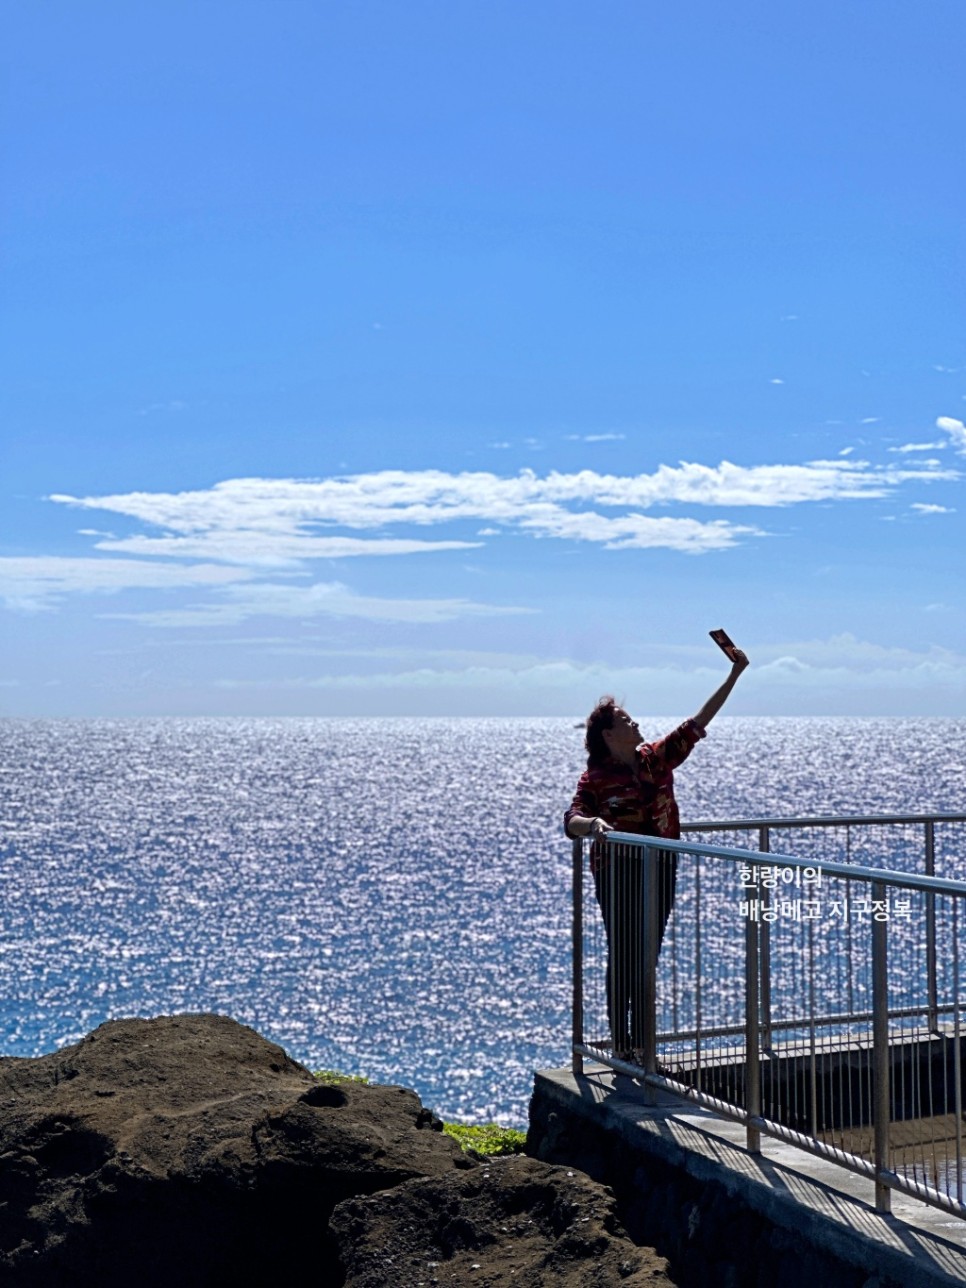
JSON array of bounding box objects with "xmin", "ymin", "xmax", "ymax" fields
[{"xmin": 1, "ymin": 716, "xmax": 965, "ymax": 1126}]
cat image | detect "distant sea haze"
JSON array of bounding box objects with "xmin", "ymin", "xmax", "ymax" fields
[{"xmin": 1, "ymin": 717, "xmax": 964, "ymax": 1126}]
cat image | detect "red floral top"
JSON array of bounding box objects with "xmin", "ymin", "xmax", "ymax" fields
[{"xmin": 564, "ymin": 718, "xmax": 706, "ymax": 871}]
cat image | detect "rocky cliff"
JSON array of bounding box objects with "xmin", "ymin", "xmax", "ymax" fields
[{"xmin": 0, "ymin": 1013, "xmax": 673, "ymax": 1286}]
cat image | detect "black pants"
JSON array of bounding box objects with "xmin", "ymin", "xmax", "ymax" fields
[{"xmin": 594, "ymin": 849, "xmax": 677, "ymax": 1053}]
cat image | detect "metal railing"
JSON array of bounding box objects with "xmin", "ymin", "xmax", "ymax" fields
[
  {"xmin": 681, "ymin": 813, "xmax": 966, "ymax": 1043},
  {"xmin": 571, "ymin": 813, "xmax": 966, "ymax": 1218},
  {"xmin": 682, "ymin": 812, "xmax": 966, "ymax": 882}
]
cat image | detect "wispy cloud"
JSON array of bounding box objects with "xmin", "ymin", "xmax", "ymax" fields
[
  {"xmin": 888, "ymin": 442, "xmax": 945, "ymax": 453},
  {"xmin": 515, "ymin": 509, "xmax": 757, "ymax": 551},
  {"xmin": 91, "ymin": 533, "xmax": 481, "ymax": 567},
  {"xmin": 742, "ymin": 633, "xmax": 966, "ymax": 704},
  {"xmin": 258, "ymin": 645, "xmax": 548, "ymax": 666},
  {"xmin": 49, "ymin": 455, "xmax": 956, "ymax": 565},
  {"xmin": 937, "ymin": 416, "xmax": 966, "ymax": 454},
  {"xmin": 0, "ymin": 557, "xmax": 251, "ymax": 613},
  {"xmin": 105, "ymin": 580, "xmax": 532, "ymax": 628},
  {"xmin": 911, "ymin": 502, "xmax": 954, "ymax": 515},
  {"xmin": 215, "ymin": 662, "xmax": 599, "ymax": 691},
  {"xmin": 23, "ymin": 453, "xmax": 958, "ymax": 624},
  {"xmin": 756, "ymin": 633, "xmax": 966, "ymax": 671},
  {"xmin": 565, "ymin": 432, "xmax": 627, "ymax": 443},
  {"xmin": 1, "ymin": 553, "xmax": 515, "ymax": 626},
  {"xmin": 209, "ymin": 634, "xmax": 966, "ymax": 701}
]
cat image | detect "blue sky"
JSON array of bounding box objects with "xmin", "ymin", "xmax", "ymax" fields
[{"xmin": 2, "ymin": 0, "xmax": 964, "ymax": 717}]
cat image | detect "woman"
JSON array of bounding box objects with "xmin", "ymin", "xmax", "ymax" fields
[{"xmin": 564, "ymin": 650, "xmax": 749, "ymax": 1059}]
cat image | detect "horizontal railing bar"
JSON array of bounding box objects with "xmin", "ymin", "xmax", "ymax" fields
[
  {"xmin": 654, "ymin": 1003, "xmax": 963, "ymax": 1045},
  {"xmin": 589, "ymin": 1009, "xmax": 963, "ymax": 1051},
  {"xmin": 601, "ymin": 832, "xmax": 966, "ymax": 897},
  {"xmin": 683, "ymin": 812, "xmax": 966, "ymax": 831}
]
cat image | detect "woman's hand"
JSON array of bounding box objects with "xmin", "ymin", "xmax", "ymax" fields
[
  {"xmin": 730, "ymin": 648, "xmax": 750, "ymax": 674},
  {"xmin": 568, "ymin": 815, "xmax": 614, "ymax": 839}
]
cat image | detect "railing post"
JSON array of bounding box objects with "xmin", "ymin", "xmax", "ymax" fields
[
  {"xmin": 953, "ymin": 899, "xmax": 963, "ymax": 1204},
  {"xmin": 758, "ymin": 825, "xmax": 772, "ymax": 1049},
  {"xmin": 925, "ymin": 819, "xmax": 938, "ymax": 1032},
  {"xmin": 642, "ymin": 844, "xmax": 659, "ymax": 1097},
  {"xmin": 572, "ymin": 837, "xmax": 584, "ymax": 1076},
  {"xmin": 745, "ymin": 871, "xmax": 761, "ymax": 1154},
  {"xmin": 872, "ymin": 878, "xmax": 891, "ymax": 1213}
]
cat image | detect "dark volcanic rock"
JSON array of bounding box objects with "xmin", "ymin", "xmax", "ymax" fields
[
  {"xmin": 330, "ymin": 1153, "xmax": 676, "ymax": 1286},
  {"xmin": 0, "ymin": 1013, "xmax": 472, "ymax": 1286},
  {"xmin": 0, "ymin": 1014, "xmax": 677, "ymax": 1286}
]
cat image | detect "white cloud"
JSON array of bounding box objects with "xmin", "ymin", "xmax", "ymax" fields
[
  {"xmin": 911, "ymin": 503, "xmax": 954, "ymax": 515},
  {"xmin": 49, "ymin": 455, "xmax": 957, "ymax": 543},
  {"xmin": 753, "ymin": 655, "xmax": 966, "ymax": 695},
  {"xmin": 888, "ymin": 442, "xmax": 945, "ymax": 453},
  {"xmin": 761, "ymin": 633, "xmax": 964, "ymax": 671},
  {"xmin": 25, "ymin": 454, "xmax": 960, "ymax": 625},
  {"xmin": 583, "ymin": 433, "xmax": 626, "ymax": 442},
  {"xmin": 769, "ymin": 378, "xmax": 784, "ymax": 385},
  {"xmin": 212, "ymin": 634, "xmax": 966, "ymax": 701},
  {"xmin": 267, "ymin": 645, "xmax": 548, "ymax": 666},
  {"xmin": 216, "ymin": 662, "xmax": 597, "ymax": 691},
  {"xmin": 104, "ymin": 580, "xmax": 532, "ymax": 628},
  {"xmin": 516, "ymin": 508, "xmax": 759, "ymax": 552},
  {"xmin": 937, "ymin": 416, "xmax": 966, "ymax": 454},
  {"xmin": 0, "ymin": 557, "xmax": 251, "ymax": 613},
  {"xmin": 41, "ymin": 455, "xmax": 960, "ymax": 581},
  {"xmin": 860, "ymin": 417, "xmax": 880, "ymax": 424},
  {"xmin": 838, "ymin": 447, "xmax": 855, "ymax": 456},
  {"xmin": 92, "ymin": 533, "xmax": 481, "ymax": 567}
]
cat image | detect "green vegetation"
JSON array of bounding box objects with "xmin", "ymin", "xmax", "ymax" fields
[
  {"xmin": 442, "ymin": 1122, "xmax": 527, "ymax": 1157},
  {"xmin": 311, "ymin": 1072, "xmax": 525, "ymax": 1157}
]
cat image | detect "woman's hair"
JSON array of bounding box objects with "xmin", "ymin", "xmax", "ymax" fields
[{"xmin": 585, "ymin": 695, "xmax": 619, "ymax": 766}]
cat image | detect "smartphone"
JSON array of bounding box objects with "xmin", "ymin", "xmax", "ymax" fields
[{"xmin": 709, "ymin": 628, "xmax": 739, "ymax": 661}]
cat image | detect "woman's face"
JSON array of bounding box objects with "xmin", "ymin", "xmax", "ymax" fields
[{"xmin": 602, "ymin": 707, "xmax": 642, "ymax": 759}]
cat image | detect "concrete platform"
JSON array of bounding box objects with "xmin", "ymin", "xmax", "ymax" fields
[{"xmin": 531, "ymin": 1062, "xmax": 966, "ymax": 1287}]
